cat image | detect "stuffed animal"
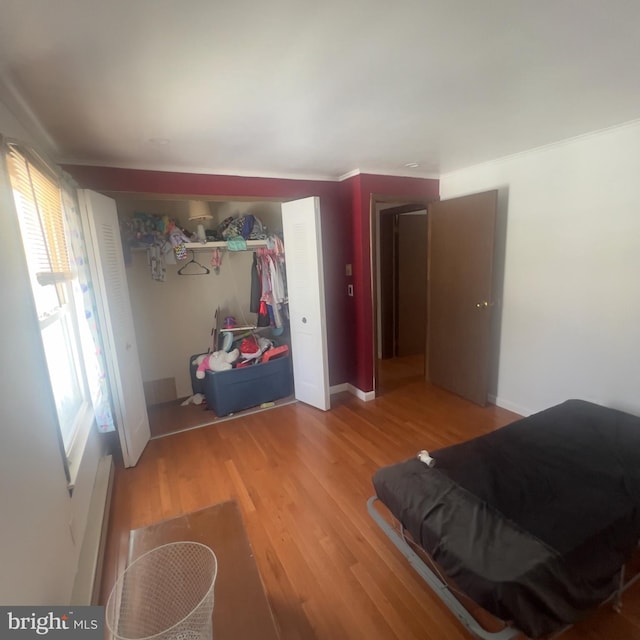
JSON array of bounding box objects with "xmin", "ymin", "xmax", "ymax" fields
[{"xmin": 195, "ymin": 349, "xmax": 239, "ymax": 379}]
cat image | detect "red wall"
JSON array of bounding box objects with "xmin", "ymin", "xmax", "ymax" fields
[
  {"xmin": 64, "ymin": 165, "xmax": 354, "ymax": 387},
  {"xmin": 65, "ymin": 165, "xmax": 440, "ymax": 394},
  {"xmin": 65, "ymin": 166, "xmax": 337, "ymax": 200},
  {"xmin": 345, "ymin": 173, "xmax": 440, "ymax": 392}
]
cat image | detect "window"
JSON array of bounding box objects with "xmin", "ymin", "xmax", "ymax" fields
[{"xmin": 6, "ymin": 144, "xmax": 93, "ymax": 469}]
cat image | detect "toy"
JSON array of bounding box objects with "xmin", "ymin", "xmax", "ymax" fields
[
  {"xmin": 262, "ymin": 344, "xmax": 289, "ymax": 363},
  {"xmin": 195, "ymin": 349, "xmax": 239, "ymax": 379}
]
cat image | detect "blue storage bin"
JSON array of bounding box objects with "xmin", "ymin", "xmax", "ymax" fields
[
  {"xmin": 190, "ymin": 353, "xmax": 207, "ymax": 396},
  {"xmin": 204, "ymin": 355, "xmax": 293, "ymax": 416}
]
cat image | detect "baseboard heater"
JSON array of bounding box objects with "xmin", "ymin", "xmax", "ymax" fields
[{"xmin": 70, "ymin": 455, "xmax": 115, "ymax": 605}]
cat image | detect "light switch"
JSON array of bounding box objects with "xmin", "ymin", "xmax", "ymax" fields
[
  {"xmin": 347, "ymin": 284, "xmax": 354, "ymax": 297},
  {"xmin": 345, "ymin": 263, "xmax": 352, "ymax": 276}
]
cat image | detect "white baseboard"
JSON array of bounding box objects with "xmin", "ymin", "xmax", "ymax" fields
[
  {"xmin": 329, "ymin": 383, "xmax": 349, "ymax": 395},
  {"xmin": 71, "ymin": 455, "xmax": 114, "ymax": 605},
  {"xmin": 347, "ymin": 384, "xmax": 376, "ymax": 402},
  {"xmin": 490, "ymin": 396, "xmax": 533, "ymax": 417},
  {"xmin": 329, "ymin": 383, "xmax": 375, "ymax": 402}
]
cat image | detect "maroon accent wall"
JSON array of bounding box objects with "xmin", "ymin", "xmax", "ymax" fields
[
  {"xmin": 64, "ymin": 165, "xmax": 439, "ymax": 395},
  {"xmin": 345, "ymin": 173, "xmax": 439, "ymax": 392},
  {"xmin": 64, "ymin": 165, "xmax": 354, "ymax": 387},
  {"xmin": 65, "ymin": 165, "xmax": 338, "ymax": 200}
]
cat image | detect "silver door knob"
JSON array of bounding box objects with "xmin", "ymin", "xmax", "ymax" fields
[{"xmin": 475, "ymin": 301, "xmax": 493, "ymax": 309}]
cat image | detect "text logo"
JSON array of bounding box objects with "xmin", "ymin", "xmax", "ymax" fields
[{"xmin": 0, "ymin": 607, "xmax": 103, "ymax": 639}]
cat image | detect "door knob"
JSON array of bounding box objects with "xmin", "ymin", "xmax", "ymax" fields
[{"xmin": 475, "ymin": 301, "xmax": 494, "ymax": 309}]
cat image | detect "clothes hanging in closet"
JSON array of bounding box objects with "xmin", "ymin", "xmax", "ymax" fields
[
  {"xmin": 250, "ymin": 253, "xmax": 261, "ymax": 313},
  {"xmin": 252, "ymin": 246, "xmax": 288, "ymax": 329}
]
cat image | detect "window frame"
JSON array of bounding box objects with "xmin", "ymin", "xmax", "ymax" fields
[{"xmin": 5, "ymin": 141, "xmax": 94, "ymax": 487}]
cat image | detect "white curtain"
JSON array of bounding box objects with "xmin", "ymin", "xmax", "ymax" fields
[{"xmin": 60, "ymin": 179, "xmax": 116, "ymax": 433}]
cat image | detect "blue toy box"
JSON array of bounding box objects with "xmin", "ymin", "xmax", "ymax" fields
[{"xmin": 204, "ymin": 354, "xmax": 292, "ymax": 416}]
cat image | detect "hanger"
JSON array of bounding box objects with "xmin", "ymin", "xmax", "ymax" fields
[{"xmin": 178, "ymin": 251, "xmax": 210, "ymax": 276}]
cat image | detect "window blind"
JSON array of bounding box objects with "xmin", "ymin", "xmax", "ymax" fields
[{"xmin": 6, "ymin": 144, "xmax": 71, "ymax": 285}]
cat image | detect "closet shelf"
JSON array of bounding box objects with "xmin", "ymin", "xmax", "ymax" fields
[{"xmin": 184, "ymin": 240, "xmax": 268, "ymax": 251}]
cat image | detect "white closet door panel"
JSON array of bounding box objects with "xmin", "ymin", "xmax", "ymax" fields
[
  {"xmin": 78, "ymin": 189, "xmax": 150, "ymax": 467},
  {"xmin": 282, "ymin": 196, "xmax": 330, "ymax": 411}
]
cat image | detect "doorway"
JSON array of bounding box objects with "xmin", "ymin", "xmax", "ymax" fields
[
  {"xmin": 372, "ymin": 190, "xmax": 503, "ymax": 405},
  {"xmin": 372, "ymin": 198, "xmax": 430, "ymax": 395}
]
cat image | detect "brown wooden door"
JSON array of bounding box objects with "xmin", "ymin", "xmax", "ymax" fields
[
  {"xmin": 379, "ymin": 213, "xmax": 395, "ymax": 359},
  {"xmin": 426, "ymin": 190, "xmax": 497, "ymax": 405},
  {"xmin": 397, "ymin": 213, "xmax": 428, "ymax": 357}
]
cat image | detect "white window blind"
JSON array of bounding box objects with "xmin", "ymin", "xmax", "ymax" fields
[{"xmin": 6, "ymin": 144, "xmax": 71, "ymax": 287}]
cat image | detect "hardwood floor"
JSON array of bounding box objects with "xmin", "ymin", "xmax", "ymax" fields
[
  {"xmin": 101, "ymin": 359, "xmax": 640, "ymax": 639},
  {"xmin": 148, "ymin": 394, "xmax": 297, "ymax": 438}
]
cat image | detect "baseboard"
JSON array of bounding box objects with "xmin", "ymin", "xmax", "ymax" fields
[
  {"xmin": 329, "ymin": 383, "xmax": 349, "ymax": 395},
  {"xmin": 329, "ymin": 382, "xmax": 375, "ymax": 402},
  {"xmin": 71, "ymin": 455, "xmax": 115, "ymax": 605},
  {"xmin": 491, "ymin": 396, "xmax": 533, "ymax": 417},
  {"xmin": 347, "ymin": 384, "xmax": 376, "ymax": 402}
]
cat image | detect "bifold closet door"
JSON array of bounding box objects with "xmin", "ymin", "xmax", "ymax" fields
[
  {"xmin": 78, "ymin": 189, "xmax": 150, "ymax": 466},
  {"xmin": 281, "ymin": 196, "xmax": 330, "ymax": 411}
]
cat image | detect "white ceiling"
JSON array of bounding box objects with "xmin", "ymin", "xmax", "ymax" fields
[{"xmin": 1, "ymin": 0, "xmax": 640, "ymax": 179}]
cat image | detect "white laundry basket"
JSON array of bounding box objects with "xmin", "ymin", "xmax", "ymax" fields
[{"xmin": 106, "ymin": 541, "xmax": 218, "ymax": 640}]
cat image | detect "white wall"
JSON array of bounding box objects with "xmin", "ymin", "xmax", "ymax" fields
[
  {"xmin": 440, "ymin": 121, "xmax": 640, "ymax": 416},
  {"xmin": 0, "ymin": 100, "xmax": 105, "ymax": 604}
]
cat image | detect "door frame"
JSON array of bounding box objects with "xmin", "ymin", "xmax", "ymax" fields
[{"xmin": 370, "ymin": 195, "xmax": 432, "ymax": 396}]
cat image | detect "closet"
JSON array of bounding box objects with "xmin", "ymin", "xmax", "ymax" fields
[{"xmin": 96, "ymin": 193, "xmax": 329, "ymax": 440}]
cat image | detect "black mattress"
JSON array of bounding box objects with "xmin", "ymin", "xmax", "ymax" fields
[{"xmin": 372, "ymin": 400, "xmax": 640, "ymax": 638}]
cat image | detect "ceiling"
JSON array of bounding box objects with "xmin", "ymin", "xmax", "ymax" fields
[{"xmin": 1, "ymin": 0, "xmax": 640, "ymax": 180}]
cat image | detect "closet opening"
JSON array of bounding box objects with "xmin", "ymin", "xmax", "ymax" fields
[
  {"xmin": 371, "ymin": 196, "xmax": 431, "ymax": 396},
  {"xmin": 110, "ymin": 193, "xmax": 295, "ymax": 438}
]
